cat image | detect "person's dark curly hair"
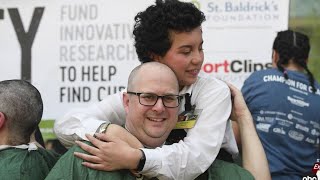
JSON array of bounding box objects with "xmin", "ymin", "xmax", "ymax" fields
[
  {"xmin": 133, "ymin": 0, "xmax": 206, "ymax": 63},
  {"xmin": 273, "ymin": 30, "xmax": 316, "ymax": 93}
]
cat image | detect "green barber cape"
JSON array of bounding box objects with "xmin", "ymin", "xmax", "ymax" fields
[
  {"xmin": 46, "ymin": 142, "xmax": 254, "ymax": 180},
  {"xmin": 205, "ymin": 159, "xmax": 254, "ymax": 180},
  {"xmin": 45, "ymin": 142, "xmax": 136, "ymax": 180},
  {"xmin": 0, "ymin": 147, "xmax": 60, "ymax": 180}
]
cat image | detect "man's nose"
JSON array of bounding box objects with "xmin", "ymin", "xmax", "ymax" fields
[{"xmin": 152, "ymin": 98, "xmax": 165, "ymax": 112}]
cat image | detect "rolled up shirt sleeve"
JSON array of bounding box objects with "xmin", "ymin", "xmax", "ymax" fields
[{"xmin": 54, "ymin": 91, "xmax": 126, "ymax": 148}]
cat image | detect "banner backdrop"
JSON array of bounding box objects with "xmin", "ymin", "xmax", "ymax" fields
[
  {"xmin": 200, "ymin": 0, "xmax": 289, "ymax": 87},
  {"xmin": 0, "ymin": 0, "xmax": 289, "ymax": 120}
]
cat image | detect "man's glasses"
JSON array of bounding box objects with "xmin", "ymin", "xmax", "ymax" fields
[{"xmin": 127, "ymin": 92, "xmax": 182, "ymax": 108}]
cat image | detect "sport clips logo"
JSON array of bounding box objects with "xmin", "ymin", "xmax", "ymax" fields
[{"xmin": 202, "ymin": 59, "xmax": 272, "ymax": 73}]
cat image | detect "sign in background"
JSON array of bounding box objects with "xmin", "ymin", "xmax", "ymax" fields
[
  {"xmin": 199, "ymin": 0, "xmax": 289, "ymax": 87},
  {"xmin": 0, "ymin": 0, "xmax": 289, "ymax": 138}
]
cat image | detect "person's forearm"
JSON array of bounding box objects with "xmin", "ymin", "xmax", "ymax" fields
[
  {"xmin": 232, "ymin": 121, "xmax": 241, "ymax": 147},
  {"xmin": 126, "ymin": 148, "xmax": 143, "ymax": 170},
  {"xmin": 238, "ymin": 115, "xmax": 271, "ymax": 180},
  {"xmin": 227, "ymin": 82, "xmax": 270, "ymax": 179},
  {"xmin": 54, "ymin": 110, "xmax": 106, "ymax": 148},
  {"xmin": 54, "ymin": 92, "xmax": 126, "ymax": 148},
  {"xmin": 106, "ymin": 124, "xmax": 143, "ymax": 149}
]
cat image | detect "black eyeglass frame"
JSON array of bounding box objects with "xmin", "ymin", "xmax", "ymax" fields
[{"xmin": 127, "ymin": 91, "xmax": 182, "ymax": 108}]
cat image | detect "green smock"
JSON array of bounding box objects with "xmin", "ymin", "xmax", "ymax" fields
[
  {"xmin": 46, "ymin": 142, "xmax": 254, "ymax": 180},
  {"xmin": 0, "ymin": 144, "xmax": 60, "ymax": 180}
]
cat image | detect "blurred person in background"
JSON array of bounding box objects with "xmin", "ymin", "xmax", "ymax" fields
[{"xmin": 239, "ymin": 30, "xmax": 320, "ymax": 180}]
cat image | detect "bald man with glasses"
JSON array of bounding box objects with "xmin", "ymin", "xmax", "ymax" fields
[
  {"xmin": 46, "ymin": 62, "xmax": 254, "ymax": 179},
  {"xmin": 46, "ymin": 62, "xmax": 182, "ymax": 179}
]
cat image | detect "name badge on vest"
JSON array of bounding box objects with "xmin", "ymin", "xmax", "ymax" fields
[
  {"xmin": 174, "ymin": 105, "xmax": 202, "ymax": 129},
  {"xmin": 166, "ymin": 93, "xmax": 201, "ymax": 144}
]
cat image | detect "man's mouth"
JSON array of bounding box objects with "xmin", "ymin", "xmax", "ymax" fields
[{"xmin": 148, "ymin": 117, "xmax": 165, "ymax": 122}]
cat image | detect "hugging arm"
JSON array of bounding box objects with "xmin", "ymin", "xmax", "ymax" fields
[{"xmin": 54, "ymin": 92, "xmax": 127, "ymax": 148}]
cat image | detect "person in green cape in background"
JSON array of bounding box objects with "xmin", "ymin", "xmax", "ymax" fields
[{"xmin": 0, "ymin": 80, "xmax": 60, "ymax": 180}]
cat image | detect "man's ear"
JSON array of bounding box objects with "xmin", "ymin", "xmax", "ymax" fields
[
  {"xmin": 0, "ymin": 112, "xmax": 6, "ymax": 129},
  {"xmin": 122, "ymin": 93, "xmax": 130, "ymax": 114}
]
